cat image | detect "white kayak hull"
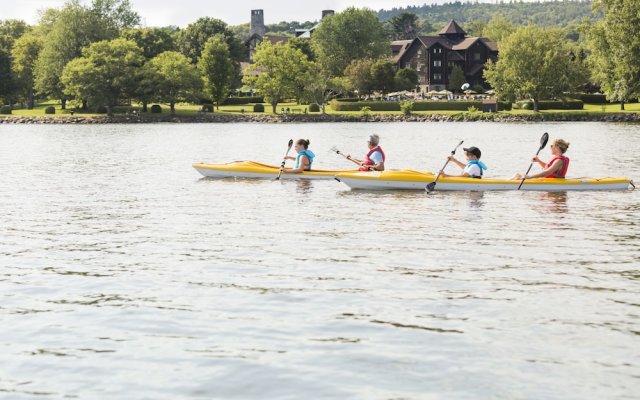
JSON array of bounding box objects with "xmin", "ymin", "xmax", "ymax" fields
[
  {"xmin": 194, "ymin": 161, "xmax": 360, "ymax": 180},
  {"xmin": 335, "ymin": 170, "xmax": 634, "ymax": 191}
]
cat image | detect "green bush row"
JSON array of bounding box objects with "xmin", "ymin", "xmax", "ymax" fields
[
  {"xmin": 221, "ymin": 96, "xmax": 264, "ymax": 105},
  {"xmin": 330, "ymin": 100, "xmax": 512, "ymax": 112},
  {"xmin": 513, "ymin": 99, "xmax": 584, "ymax": 110},
  {"xmin": 0, "ymin": 105, "xmax": 12, "ymax": 114}
]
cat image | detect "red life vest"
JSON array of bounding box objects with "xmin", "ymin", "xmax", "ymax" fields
[
  {"xmin": 360, "ymin": 146, "xmax": 386, "ymax": 171},
  {"xmin": 545, "ymin": 155, "xmax": 569, "ymax": 178}
]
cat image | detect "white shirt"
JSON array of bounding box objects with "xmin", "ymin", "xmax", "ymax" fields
[
  {"xmin": 463, "ymin": 163, "xmax": 482, "ymax": 177},
  {"xmin": 368, "ymin": 150, "xmax": 384, "ymax": 164}
]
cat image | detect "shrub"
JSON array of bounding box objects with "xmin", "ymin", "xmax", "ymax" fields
[
  {"xmin": 0, "ymin": 105, "xmax": 12, "ymax": 114},
  {"xmin": 467, "ymin": 106, "xmax": 480, "ymax": 113},
  {"xmin": 44, "ymin": 106, "xmax": 56, "ymax": 114},
  {"xmin": 95, "ymin": 105, "xmax": 108, "ymax": 114},
  {"xmin": 335, "ymin": 97, "xmax": 360, "ymax": 102},
  {"xmin": 202, "ymin": 104, "xmax": 213, "ymax": 112},
  {"xmin": 360, "ymin": 106, "xmax": 371, "ymax": 117},
  {"xmin": 578, "ymin": 93, "xmax": 607, "ymax": 104},
  {"xmin": 222, "ymin": 96, "xmax": 264, "ymax": 105},
  {"xmin": 253, "ymin": 103, "xmax": 264, "ymax": 112},
  {"xmin": 150, "ymin": 104, "xmax": 162, "ymax": 114},
  {"xmin": 497, "ymin": 101, "xmax": 512, "ymax": 111},
  {"xmin": 308, "ymin": 103, "xmax": 320, "ymax": 112},
  {"xmin": 472, "ymin": 84, "xmax": 485, "ymax": 94},
  {"xmin": 400, "ymin": 101, "xmax": 414, "ymax": 115}
]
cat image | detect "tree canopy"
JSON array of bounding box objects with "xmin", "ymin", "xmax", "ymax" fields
[
  {"xmin": 198, "ymin": 35, "xmax": 235, "ymax": 109},
  {"xmin": 312, "ymin": 7, "xmax": 389, "ymax": 76},
  {"xmin": 145, "ymin": 51, "xmax": 201, "ymax": 113},
  {"xmin": 484, "ymin": 25, "xmax": 587, "ymax": 111}
]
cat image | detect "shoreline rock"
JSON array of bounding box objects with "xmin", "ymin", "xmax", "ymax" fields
[{"xmin": 1, "ymin": 112, "xmax": 639, "ymax": 124}]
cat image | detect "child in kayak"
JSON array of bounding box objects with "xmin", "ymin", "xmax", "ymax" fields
[
  {"xmin": 280, "ymin": 139, "xmax": 315, "ymax": 174},
  {"xmin": 439, "ymin": 146, "xmax": 487, "ymax": 179},
  {"xmin": 512, "ymin": 139, "xmax": 570, "ymax": 179},
  {"xmin": 347, "ymin": 134, "xmax": 386, "ymax": 171}
]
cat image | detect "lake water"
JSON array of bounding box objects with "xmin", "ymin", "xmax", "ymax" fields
[{"xmin": 0, "ymin": 122, "xmax": 639, "ymax": 399}]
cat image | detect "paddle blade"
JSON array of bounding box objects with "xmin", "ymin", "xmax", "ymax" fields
[
  {"xmin": 287, "ymin": 139, "xmax": 294, "ymax": 150},
  {"xmin": 426, "ymin": 182, "xmax": 436, "ymax": 192},
  {"xmin": 540, "ymin": 132, "xmax": 549, "ymax": 150}
]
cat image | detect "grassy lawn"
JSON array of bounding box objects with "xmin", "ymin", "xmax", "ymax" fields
[{"xmin": 4, "ymin": 100, "xmax": 639, "ymax": 118}]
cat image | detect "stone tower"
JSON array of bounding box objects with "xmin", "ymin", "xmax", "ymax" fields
[
  {"xmin": 322, "ymin": 10, "xmax": 335, "ymax": 19},
  {"xmin": 250, "ymin": 9, "xmax": 265, "ymax": 37}
]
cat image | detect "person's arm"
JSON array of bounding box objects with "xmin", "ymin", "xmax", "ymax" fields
[
  {"xmin": 371, "ymin": 161, "xmax": 384, "ymax": 171},
  {"xmin": 448, "ymin": 155, "xmax": 465, "ymax": 169},
  {"xmin": 284, "ymin": 156, "xmax": 296, "ymax": 161},
  {"xmin": 346, "ymin": 154, "xmax": 363, "ymax": 164},
  {"xmin": 532, "ymin": 155, "xmax": 546, "ymax": 168},
  {"xmin": 526, "ymin": 159, "xmax": 562, "ymax": 179},
  {"xmin": 281, "ymin": 155, "xmax": 309, "ymax": 174}
]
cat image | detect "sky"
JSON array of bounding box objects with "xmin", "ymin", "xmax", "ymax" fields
[{"xmin": 4, "ymin": 0, "xmax": 458, "ymax": 27}]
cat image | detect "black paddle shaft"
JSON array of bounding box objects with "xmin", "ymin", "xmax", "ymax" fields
[
  {"xmin": 426, "ymin": 140, "xmax": 464, "ymax": 192},
  {"xmin": 517, "ymin": 132, "xmax": 549, "ymax": 190},
  {"xmin": 275, "ymin": 139, "xmax": 294, "ymax": 181}
]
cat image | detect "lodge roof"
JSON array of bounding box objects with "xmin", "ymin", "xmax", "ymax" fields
[
  {"xmin": 391, "ymin": 40, "xmax": 413, "ymax": 63},
  {"xmin": 438, "ymin": 20, "xmax": 466, "ymax": 36}
]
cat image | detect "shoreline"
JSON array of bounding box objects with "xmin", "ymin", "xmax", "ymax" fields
[{"xmin": 1, "ymin": 112, "xmax": 639, "ymax": 124}]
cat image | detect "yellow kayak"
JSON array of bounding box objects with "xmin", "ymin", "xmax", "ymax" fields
[
  {"xmin": 335, "ymin": 170, "xmax": 634, "ymax": 191},
  {"xmin": 193, "ymin": 161, "xmax": 360, "ymax": 180}
]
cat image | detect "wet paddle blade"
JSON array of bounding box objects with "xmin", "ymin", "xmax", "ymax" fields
[
  {"xmin": 426, "ymin": 182, "xmax": 436, "ymax": 192},
  {"xmin": 540, "ymin": 132, "xmax": 549, "ymax": 150}
]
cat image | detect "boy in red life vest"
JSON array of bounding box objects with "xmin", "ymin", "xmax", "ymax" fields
[
  {"xmin": 346, "ymin": 134, "xmax": 386, "ymax": 171},
  {"xmin": 513, "ymin": 138, "xmax": 570, "ymax": 180}
]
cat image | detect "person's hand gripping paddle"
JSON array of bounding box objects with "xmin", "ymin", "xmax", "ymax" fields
[
  {"xmin": 426, "ymin": 140, "xmax": 464, "ymax": 193},
  {"xmin": 275, "ymin": 139, "xmax": 294, "ymax": 181},
  {"xmin": 517, "ymin": 132, "xmax": 549, "ymax": 190}
]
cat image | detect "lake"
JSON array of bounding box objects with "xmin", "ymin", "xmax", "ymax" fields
[{"xmin": 0, "ymin": 122, "xmax": 638, "ymax": 399}]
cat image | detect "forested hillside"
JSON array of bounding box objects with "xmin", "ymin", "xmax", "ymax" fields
[{"xmin": 377, "ymin": 0, "xmax": 595, "ymax": 28}]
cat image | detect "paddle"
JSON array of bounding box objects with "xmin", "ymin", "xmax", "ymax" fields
[
  {"xmin": 275, "ymin": 139, "xmax": 294, "ymax": 181},
  {"xmin": 426, "ymin": 140, "xmax": 464, "ymax": 193},
  {"xmin": 330, "ymin": 146, "xmax": 374, "ymax": 171},
  {"xmin": 517, "ymin": 132, "xmax": 549, "ymax": 190}
]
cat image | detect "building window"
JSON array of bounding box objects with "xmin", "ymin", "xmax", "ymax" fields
[
  {"xmin": 433, "ymin": 48, "xmax": 442, "ymax": 54},
  {"xmin": 433, "ymin": 60, "xmax": 441, "ymax": 67},
  {"xmin": 417, "ymin": 49, "xmax": 423, "ymax": 56},
  {"xmin": 474, "ymin": 52, "xmax": 481, "ymax": 61},
  {"xmin": 433, "ymin": 73, "xmax": 442, "ymax": 81}
]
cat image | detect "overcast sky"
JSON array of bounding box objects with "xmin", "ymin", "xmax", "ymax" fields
[{"xmin": 4, "ymin": 0, "xmax": 462, "ymax": 27}]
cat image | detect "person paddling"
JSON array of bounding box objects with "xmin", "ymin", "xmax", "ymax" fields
[
  {"xmin": 347, "ymin": 134, "xmax": 385, "ymax": 171},
  {"xmin": 512, "ymin": 139, "xmax": 570, "ymax": 180},
  {"xmin": 279, "ymin": 139, "xmax": 315, "ymax": 174},
  {"xmin": 439, "ymin": 146, "xmax": 487, "ymax": 178}
]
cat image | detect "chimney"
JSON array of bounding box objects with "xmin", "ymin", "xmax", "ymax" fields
[
  {"xmin": 322, "ymin": 10, "xmax": 335, "ymax": 19},
  {"xmin": 250, "ymin": 9, "xmax": 265, "ymax": 37}
]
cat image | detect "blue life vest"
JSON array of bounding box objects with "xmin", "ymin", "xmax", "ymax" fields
[
  {"xmin": 295, "ymin": 149, "xmax": 315, "ymax": 170},
  {"xmin": 467, "ymin": 160, "xmax": 487, "ymax": 179}
]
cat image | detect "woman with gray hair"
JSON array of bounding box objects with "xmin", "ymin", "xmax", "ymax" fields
[{"xmin": 347, "ymin": 134, "xmax": 386, "ymax": 171}]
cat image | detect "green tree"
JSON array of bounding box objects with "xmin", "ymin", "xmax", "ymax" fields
[
  {"xmin": 61, "ymin": 38, "xmax": 144, "ymax": 115},
  {"xmin": 198, "ymin": 35, "xmax": 235, "ymax": 109},
  {"xmin": 465, "ymin": 20, "xmax": 486, "ymax": 37},
  {"xmin": 394, "ymin": 68, "xmax": 418, "ymax": 91},
  {"xmin": 483, "ymin": 25, "xmax": 586, "ymax": 112},
  {"xmin": 0, "ymin": 45, "xmax": 14, "ymax": 103},
  {"xmin": 304, "ymin": 68, "xmax": 350, "ymax": 113},
  {"xmin": 586, "ymin": 0, "xmax": 640, "ymax": 110},
  {"xmin": 175, "ymin": 17, "xmax": 244, "ymax": 64},
  {"xmin": 447, "ymin": 64, "xmax": 466, "ymax": 93},
  {"xmin": 288, "ymin": 37, "xmax": 315, "ymax": 62},
  {"xmin": 389, "ymin": 13, "xmax": 419, "ymax": 40},
  {"xmin": 121, "ymin": 27, "xmax": 176, "ymax": 59},
  {"xmin": 344, "ymin": 59, "xmax": 374, "ymax": 97},
  {"xmin": 34, "ymin": 0, "xmax": 139, "ymax": 108},
  {"xmin": 370, "ymin": 60, "xmax": 396, "ymax": 94},
  {"xmin": 482, "ymin": 16, "xmax": 516, "ymax": 43},
  {"xmin": 11, "ymin": 34, "xmax": 43, "ymax": 109},
  {"xmin": 145, "ymin": 51, "xmax": 201, "ymax": 113},
  {"xmin": 242, "ymin": 41, "xmax": 310, "ymax": 113},
  {"xmin": 312, "ymin": 7, "xmax": 389, "ymax": 76}
]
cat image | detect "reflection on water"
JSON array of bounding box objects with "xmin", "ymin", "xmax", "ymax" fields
[{"xmin": 0, "ymin": 122, "xmax": 639, "ymax": 400}]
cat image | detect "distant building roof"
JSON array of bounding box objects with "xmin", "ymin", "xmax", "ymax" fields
[
  {"xmin": 391, "ymin": 40, "xmax": 413, "ymax": 63},
  {"xmin": 439, "ymin": 20, "xmax": 466, "ymax": 36}
]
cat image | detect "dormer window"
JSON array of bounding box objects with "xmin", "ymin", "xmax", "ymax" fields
[{"xmin": 433, "ymin": 48, "xmax": 442, "ymax": 54}]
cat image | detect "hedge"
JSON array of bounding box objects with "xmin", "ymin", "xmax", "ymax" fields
[
  {"xmin": 150, "ymin": 104, "xmax": 162, "ymax": 113},
  {"xmin": 222, "ymin": 96, "xmax": 264, "ymax": 105},
  {"xmin": 44, "ymin": 106, "xmax": 55, "ymax": 114},
  {"xmin": 253, "ymin": 103, "xmax": 264, "ymax": 112},
  {"xmin": 0, "ymin": 105, "xmax": 12, "ymax": 114},
  {"xmin": 330, "ymin": 100, "xmax": 512, "ymax": 112},
  {"xmin": 334, "ymin": 97, "xmax": 360, "ymax": 102},
  {"xmin": 515, "ymin": 99, "xmax": 584, "ymax": 110},
  {"xmin": 578, "ymin": 94, "xmax": 607, "ymax": 104},
  {"xmin": 308, "ymin": 103, "xmax": 320, "ymax": 112}
]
